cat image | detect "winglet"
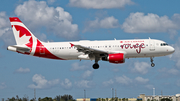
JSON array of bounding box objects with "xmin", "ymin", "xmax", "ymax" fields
[{"xmin": 70, "ymin": 43, "xmax": 74, "ymax": 47}]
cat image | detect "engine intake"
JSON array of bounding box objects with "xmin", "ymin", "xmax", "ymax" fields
[{"xmin": 102, "ymin": 53, "xmax": 125, "ymax": 64}]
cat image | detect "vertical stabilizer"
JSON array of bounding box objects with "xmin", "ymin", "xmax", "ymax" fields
[
  {"xmin": 9, "ymin": 17, "xmax": 41, "ymax": 56},
  {"xmin": 9, "ymin": 17, "xmax": 38, "ymax": 46}
]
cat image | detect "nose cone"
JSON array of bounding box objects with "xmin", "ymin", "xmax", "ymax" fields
[{"xmin": 168, "ymin": 46, "xmax": 175, "ymax": 54}]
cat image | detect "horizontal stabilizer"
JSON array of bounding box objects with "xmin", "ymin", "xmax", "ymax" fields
[{"xmin": 7, "ymin": 45, "xmax": 31, "ymax": 53}]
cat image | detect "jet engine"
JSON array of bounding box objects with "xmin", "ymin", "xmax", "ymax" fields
[{"xmin": 102, "ymin": 53, "xmax": 125, "ymax": 64}]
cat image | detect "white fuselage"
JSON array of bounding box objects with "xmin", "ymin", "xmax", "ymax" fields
[{"xmin": 41, "ymin": 39, "xmax": 174, "ymax": 60}]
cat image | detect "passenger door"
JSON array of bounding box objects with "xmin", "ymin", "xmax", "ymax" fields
[
  {"xmin": 39, "ymin": 46, "xmax": 45, "ymax": 54},
  {"xmin": 149, "ymin": 40, "xmax": 155, "ymax": 51}
]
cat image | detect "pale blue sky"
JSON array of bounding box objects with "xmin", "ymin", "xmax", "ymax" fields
[{"xmin": 0, "ymin": 0, "xmax": 180, "ymax": 100}]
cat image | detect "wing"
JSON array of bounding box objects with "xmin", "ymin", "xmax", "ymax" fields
[{"xmin": 70, "ymin": 43, "xmax": 108, "ymax": 55}]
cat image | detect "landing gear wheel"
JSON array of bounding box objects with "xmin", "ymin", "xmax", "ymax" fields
[
  {"xmin": 151, "ymin": 63, "xmax": 155, "ymax": 67},
  {"xmin": 93, "ymin": 63, "xmax": 99, "ymax": 69}
]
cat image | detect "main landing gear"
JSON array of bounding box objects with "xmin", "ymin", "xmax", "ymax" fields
[
  {"xmin": 93, "ymin": 63, "xmax": 99, "ymax": 69},
  {"xmin": 92, "ymin": 57, "xmax": 100, "ymax": 69},
  {"xmin": 150, "ymin": 57, "xmax": 155, "ymax": 67}
]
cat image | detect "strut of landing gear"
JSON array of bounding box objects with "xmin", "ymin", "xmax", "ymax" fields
[
  {"xmin": 92, "ymin": 57, "xmax": 100, "ymax": 69},
  {"xmin": 93, "ymin": 63, "xmax": 99, "ymax": 69},
  {"xmin": 150, "ymin": 57, "xmax": 155, "ymax": 67}
]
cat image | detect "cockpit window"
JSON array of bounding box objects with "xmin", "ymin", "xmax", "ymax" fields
[{"xmin": 161, "ymin": 43, "xmax": 168, "ymax": 46}]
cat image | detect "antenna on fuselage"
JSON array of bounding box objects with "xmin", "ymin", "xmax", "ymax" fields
[{"xmin": 114, "ymin": 38, "xmax": 116, "ymax": 40}]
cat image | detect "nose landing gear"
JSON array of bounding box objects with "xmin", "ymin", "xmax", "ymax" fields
[{"xmin": 150, "ymin": 57, "xmax": 155, "ymax": 67}]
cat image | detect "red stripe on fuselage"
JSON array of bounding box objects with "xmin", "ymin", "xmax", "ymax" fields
[{"xmin": 33, "ymin": 40, "xmax": 65, "ymax": 60}]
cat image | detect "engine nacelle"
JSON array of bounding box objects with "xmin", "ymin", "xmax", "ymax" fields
[{"xmin": 102, "ymin": 53, "xmax": 125, "ymax": 64}]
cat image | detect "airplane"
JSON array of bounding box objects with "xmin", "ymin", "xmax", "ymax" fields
[{"xmin": 7, "ymin": 17, "xmax": 175, "ymax": 69}]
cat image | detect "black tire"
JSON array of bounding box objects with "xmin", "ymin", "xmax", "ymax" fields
[
  {"xmin": 151, "ymin": 63, "xmax": 155, "ymax": 67},
  {"xmin": 93, "ymin": 63, "xmax": 99, "ymax": 69}
]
